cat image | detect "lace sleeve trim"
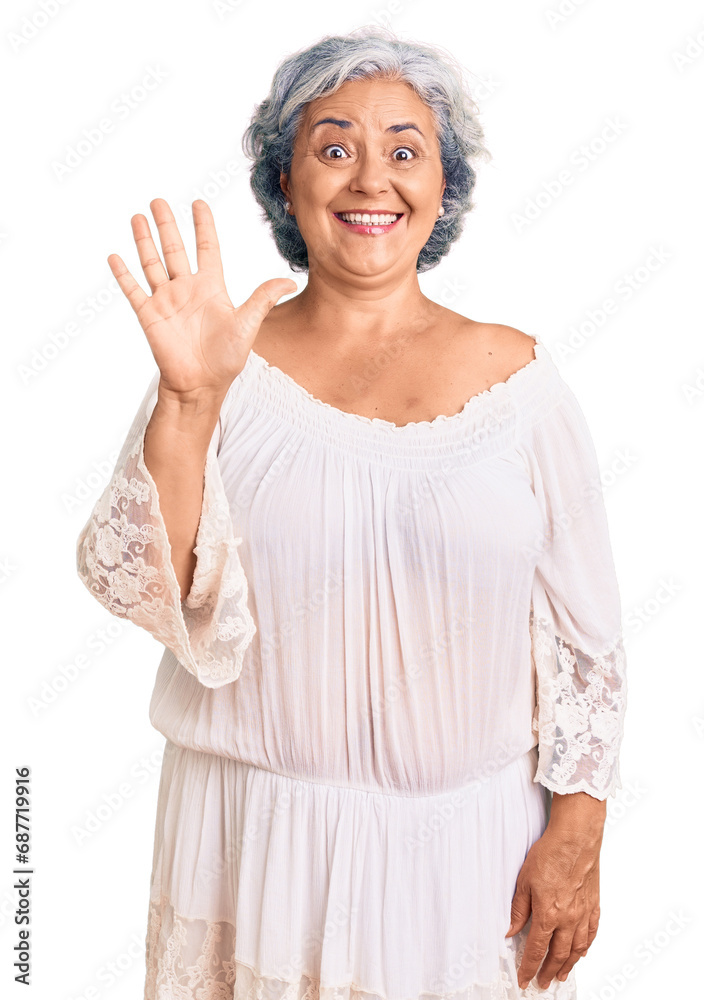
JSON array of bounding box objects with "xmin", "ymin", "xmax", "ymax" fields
[
  {"xmin": 529, "ymin": 611, "xmax": 627, "ymax": 800},
  {"xmin": 76, "ymin": 401, "xmax": 256, "ymax": 689}
]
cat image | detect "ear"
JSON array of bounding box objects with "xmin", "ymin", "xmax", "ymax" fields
[
  {"xmin": 280, "ymin": 172, "xmax": 291, "ymax": 201},
  {"xmin": 441, "ymin": 177, "xmax": 446, "ymax": 199}
]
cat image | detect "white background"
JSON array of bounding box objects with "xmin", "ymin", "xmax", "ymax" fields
[{"xmin": 1, "ymin": 0, "xmax": 702, "ymax": 997}]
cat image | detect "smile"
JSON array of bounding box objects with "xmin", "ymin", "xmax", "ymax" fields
[{"xmin": 333, "ymin": 211, "xmax": 404, "ymax": 234}]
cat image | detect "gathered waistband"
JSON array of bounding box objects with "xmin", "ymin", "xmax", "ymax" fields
[{"xmin": 162, "ymin": 739, "xmax": 541, "ymax": 802}]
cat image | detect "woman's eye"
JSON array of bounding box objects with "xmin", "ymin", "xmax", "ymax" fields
[{"xmin": 321, "ymin": 144, "xmax": 417, "ymax": 161}]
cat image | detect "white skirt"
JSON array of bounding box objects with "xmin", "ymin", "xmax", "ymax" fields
[{"xmin": 143, "ymin": 741, "xmax": 577, "ymax": 1000}]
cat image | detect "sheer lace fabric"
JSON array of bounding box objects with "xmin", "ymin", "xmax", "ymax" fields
[
  {"xmin": 144, "ymin": 895, "xmax": 577, "ymax": 1000},
  {"xmin": 530, "ymin": 613, "xmax": 627, "ymax": 796},
  {"xmin": 75, "ymin": 373, "xmax": 256, "ymax": 689}
]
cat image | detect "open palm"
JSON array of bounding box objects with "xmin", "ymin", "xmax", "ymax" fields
[{"xmin": 107, "ymin": 197, "xmax": 296, "ymax": 399}]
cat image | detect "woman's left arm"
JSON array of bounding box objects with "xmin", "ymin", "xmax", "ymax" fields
[
  {"xmin": 507, "ymin": 791, "xmax": 607, "ymax": 989},
  {"xmin": 508, "ymin": 370, "xmax": 629, "ymax": 989}
]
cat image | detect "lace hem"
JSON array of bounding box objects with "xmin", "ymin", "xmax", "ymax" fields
[
  {"xmin": 529, "ymin": 611, "xmax": 626, "ymax": 800},
  {"xmin": 75, "ymin": 376, "xmax": 257, "ymax": 689},
  {"xmin": 143, "ymin": 895, "xmax": 576, "ymax": 1000}
]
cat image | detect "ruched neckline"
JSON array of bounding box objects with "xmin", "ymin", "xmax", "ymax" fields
[
  {"xmin": 247, "ymin": 335, "xmax": 547, "ymax": 431},
  {"xmin": 235, "ymin": 334, "xmax": 560, "ymax": 467}
]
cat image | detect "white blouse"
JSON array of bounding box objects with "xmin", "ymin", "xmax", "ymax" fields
[{"xmin": 75, "ymin": 333, "xmax": 627, "ymax": 802}]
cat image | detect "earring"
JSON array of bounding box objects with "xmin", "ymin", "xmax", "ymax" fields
[
  {"xmin": 284, "ymin": 201, "xmax": 291, "ymax": 212},
  {"xmin": 438, "ymin": 206, "xmax": 445, "ymax": 217}
]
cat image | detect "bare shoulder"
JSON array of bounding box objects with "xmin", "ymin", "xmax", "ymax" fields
[
  {"xmin": 450, "ymin": 317, "xmax": 537, "ymax": 379},
  {"xmin": 482, "ymin": 323, "xmax": 538, "ymax": 368}
]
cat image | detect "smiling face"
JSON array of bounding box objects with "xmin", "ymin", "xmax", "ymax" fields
[{"xmin": 280, "ymin": 75, "xmax": 446, "ymax": 281}]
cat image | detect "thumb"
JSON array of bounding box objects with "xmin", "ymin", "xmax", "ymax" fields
[
  {"xmin": 505, "ymin": 885, "xmax": 531, "ymax": 937},
  {"xmin": 237, "ymin": 277, "xmax": 298, "ymax": 343}
]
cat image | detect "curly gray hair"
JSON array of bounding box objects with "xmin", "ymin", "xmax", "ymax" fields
[{"xmin": 241, "ymin": 26, "xmax": 492, "ymax": 273}]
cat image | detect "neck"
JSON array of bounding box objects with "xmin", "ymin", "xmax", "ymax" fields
[{"xmin": 287, "ymin": 262, "xmax": 438, "ymax": 349}]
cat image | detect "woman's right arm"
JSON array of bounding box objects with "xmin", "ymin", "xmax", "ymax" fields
[
  {"xmin": 76, "ymin": 197, "xmax": 296, "ymax": 686},
  {"xmin": 75, "ymin": 370, "xmax": 252, "ymax": 689},
  {"xmin": 143, "ymin": 386, "xmax": 227, "ymax": 602}
]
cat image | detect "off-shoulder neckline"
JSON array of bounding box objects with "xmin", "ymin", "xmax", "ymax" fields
[{"xmin": 246, "ymin": 335, "xmax": 549, "ymax": 433}]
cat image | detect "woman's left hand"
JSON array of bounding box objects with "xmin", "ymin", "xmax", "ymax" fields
[{"xmin": 505, "ymin": 792, "xmax": 606, "ymax": 990}]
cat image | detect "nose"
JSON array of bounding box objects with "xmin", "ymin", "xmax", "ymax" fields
[{"xmin": 347, "ymin": 149, "xmax": 390, "ymax": 199}]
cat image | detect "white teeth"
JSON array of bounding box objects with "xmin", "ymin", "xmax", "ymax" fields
[{"xmin": 339, "ymin": 212, "xmax": 400, "ymax": 225}]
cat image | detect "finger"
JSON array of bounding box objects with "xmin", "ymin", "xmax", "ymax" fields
[
  {"xmin": 506, "ymin": 885, "xmax": 531, "ymax": 937},
  {"xmin": 554, "ymin": 917, "xmax": 592, "ymax": 983},
  {"xmin": 587, "ymin": 904, "xmax": 601, "ymax": 946},
  {"xmin": 236, "ymin": 277, "xmax": 298, "ymax": 343},
  {"xmin": 107, "ymin": 253, "xmax": 148, "ymax": 316},
  {"xmin": 149, "ymin": 197, "xmax": 192, "ymax": 279},
  {"xmin": 130, "ymin": 212, "xmax": 170, "ymax": 292},
  {"xmin": 535, "ymin": 927, "xmax": 576, "ymax": 990},
  {"xmin": 516, "ymin": 918, "xmax": 553, "ymax": 990},
  {"xmin": 192, "ymin": 199, "xmax": 224, "ymax": 276}
]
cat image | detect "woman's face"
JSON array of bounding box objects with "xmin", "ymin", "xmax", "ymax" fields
[{"xmin": 280, "ymin": 75, "xmax": 446, "ymax": 281}]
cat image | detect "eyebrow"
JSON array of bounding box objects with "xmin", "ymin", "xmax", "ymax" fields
[{"xmin": 310, "ymin": 117, "xmax": 425, "ymax": 138}]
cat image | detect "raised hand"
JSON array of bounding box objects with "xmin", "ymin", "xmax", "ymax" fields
[{"xmin": 107, "ymin": 198, "xmax": 297, "ymax": 401}]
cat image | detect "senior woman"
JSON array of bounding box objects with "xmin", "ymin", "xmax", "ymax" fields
[{"xmin": 76, "ymin": 27, "xmax": 627, "ymax": 1000}]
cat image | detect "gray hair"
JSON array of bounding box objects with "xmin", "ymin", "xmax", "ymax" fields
[{"xmin": 241, "ymin": 26, "xmax": 492, "ymax": 273}]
